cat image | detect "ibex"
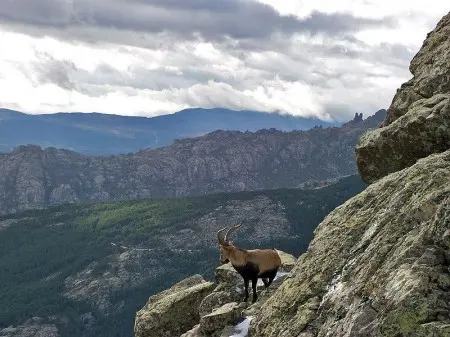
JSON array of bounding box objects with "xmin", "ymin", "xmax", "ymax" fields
[{"xmin": 217, "ymin": 224, "xmax": 281, "ymax": 303}]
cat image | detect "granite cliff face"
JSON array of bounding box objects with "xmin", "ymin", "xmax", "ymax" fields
[
  {"xmin": 249, "ymin": 12, "xmax": 450, "ymax": 337},
  {"xmin": 251, "ymin": 151, "xmax": 450, "ymax": 336},
  {"xmin": 356, "ymin": 13, "xmax": 450, "ymax": 184},
  {"xmin": 0, "ymin": 112, "xmax": 384, "ymax": 215}
]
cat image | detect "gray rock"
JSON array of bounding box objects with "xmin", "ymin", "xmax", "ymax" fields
[
  {"xmin": 134, "ymin": 275, "xmax": 215, "ymax": 337},
  {"xmin": 199, "ymin": 283, "xmax": 244, "ymax": 318},
  {"xmin": 199, "ymin": 302, "xmax": 244, "ymax": 336},
  {"xmin": 356, "ymin": 12, "xmax": 450, "ymax": 183},
  {"xmin": 250, "ymin": 149, "xmax": 450, "ymax": 336},
  {"xmin": 215, "ymin": 263, "xmax": 242, "ymax": 285},
  {"xmin": 179, "ymin": 324, "xmax": 201, "ymax": 337}
]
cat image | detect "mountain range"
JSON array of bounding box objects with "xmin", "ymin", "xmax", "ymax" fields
[
  {"xmin": 0, "ymin": 108, "xmax": 339, "ymax": 155},
  {"xmin": 0, "ymin": 109, "xmax": 385, "ymax": 215}
]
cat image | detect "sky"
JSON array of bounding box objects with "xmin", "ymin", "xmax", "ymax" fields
[{"xmin": 0, "ymin": 1, "xmax": 447, "ymax": 121}]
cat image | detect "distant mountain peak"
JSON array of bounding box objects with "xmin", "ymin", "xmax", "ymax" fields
[{"xmin": 0, "ymin": 107, "xmax": 343, "ymax": 155}]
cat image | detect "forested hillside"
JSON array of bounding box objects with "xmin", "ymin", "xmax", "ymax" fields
[{"xmin": 0, "ymin": 175, "xmax": 366, "ymax": 337}]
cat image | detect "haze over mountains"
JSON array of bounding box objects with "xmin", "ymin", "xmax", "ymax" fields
[
  {"xmin": 0, "ymin": 108, "xmax": 339, "ymax": 155},
  {"xmin": 0, "ymin": 109, "xmax": 385, "ymax": 215}
]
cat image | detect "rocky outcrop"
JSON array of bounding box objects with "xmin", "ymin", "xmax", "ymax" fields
[
  {"xmin": 63, "ymin": 250, "xmax": 169, "ymax": 316},
  {"xmin": 135, "ymin": 251, "xmax": 296, "ymax": 337},
  {"xmin": 277, "ymin": 250, "xmax": 297, "ymax": 272},
  {"xmin": 250, "ymin": 150, "xmax": 450, "ymax": 336},
  {"xmin": 199, "ymin": 302, "xmax": 245, "ymax": 336},
  {"xmin": 356, "ymin": 13, "xmax": 450, "ymax": 184},
  {"xmin": 134, "ymin": 275, "xmax": 215, "ymax": 337},
  {"xmin": 250, "ymin": 12, "xmax": 450, "ymax": 337},
  {"xmin": 199, "ymin": 264, "xmax": 244, "ymax": 318},
  {"xmin": 0, "ymin": 112, "xmax": 384, "ymax": 215}
]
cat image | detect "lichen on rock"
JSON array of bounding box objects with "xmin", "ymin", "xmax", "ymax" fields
[
  {"xmin": 199, "ymin": 302, "xmax": 245, "ymax": 336},
  {"xmin": 250, "ymin": 149, "xmax": 450, "ymax": 336},
  {"xmin": 134, "ymin": 275, "xmax": 215, "ymax": 337},
  {"xmin": 356, "ymin": 12, "xmax": 450, "ymax": 184}
]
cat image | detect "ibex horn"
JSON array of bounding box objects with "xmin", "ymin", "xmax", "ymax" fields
[
  {"xmin": 217, "ymin": 227, "xmax": 229, "ymax": 246},
  {"xmin": 225, "ymin": 223, "xmax": 241, "ymax": 242}
]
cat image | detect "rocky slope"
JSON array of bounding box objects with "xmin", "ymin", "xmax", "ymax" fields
[
  {"xmin": 356, "ymin": 14, "xmax": 450, "ymax": 184},
  {"xmin": 251, "ymin": 150, "xmax": 450, "ymax": 336},
  {"xmin": 134, "ymin": 252, "xmax": 297, "ymax": 337},
  {"xmin": 248, "ymin": 11, "xmax": 450, "ymax": 337},
  {"xmin": 0, "ymin": 111, "xmax": 384, "ymax": 215}
]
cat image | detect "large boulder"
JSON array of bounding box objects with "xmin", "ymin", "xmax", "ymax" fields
[
  {"xmin": 215, "ymin": 263, "xmax": 241, "ymax": 285},
  {"xmin": 134, "ymin": 275, "xmax": 215, "ymax": 337},
  {"xmin": 250, "ymin": 150, "xmax": 450, "ymax": 336},
  {"xmin": 276, "ymin": 250, "xmax": 297, "ymax": 272},
  {"xmin": 199, "ymin": 302, "xmax": 244, "ymax": 336},
  {"xmin": 356, "ymin": 12, "xmax": 450, "ymax": 184},
  {"xmin": 199, "ymin": 282, "xmax": 243, "ymax": 318}
]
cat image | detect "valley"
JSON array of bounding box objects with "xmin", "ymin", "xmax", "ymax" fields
[{"xmin": 0, "ymin": 175, "xmax": 366, "ymax": 337}]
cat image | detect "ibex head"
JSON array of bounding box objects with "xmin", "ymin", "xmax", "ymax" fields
[{"xmin": 217, "ymin": 223, "xmax": 241, "ymax": 264}]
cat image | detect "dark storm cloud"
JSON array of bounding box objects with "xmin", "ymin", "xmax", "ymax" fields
[{"xmin": 0, "ymin": 0, "xmax": 394, "ymax": 42}]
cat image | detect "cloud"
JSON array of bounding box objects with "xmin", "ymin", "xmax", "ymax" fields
[
  {"xmin": 33, "ymin": 54, "xmax": 78, "ymax": 90},
  {"xmin": 2, "ymin": 35, "xmax": 406, "ymax": 120},
  {"xmin": 0, "ymin": 1, "xmax": 447, "ymax": 121},
  {"xmin": 0, "ymin": 0, "xmax": 393, "ymax": 43}
]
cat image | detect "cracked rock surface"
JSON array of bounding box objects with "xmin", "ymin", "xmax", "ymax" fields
[
  {"xmin": 356, "ymin": 12, "xmax": 450, "ymax": 184},
  {"xmin": 250, "ymin": 150, "xmax": 450, "ymax": 337}
]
